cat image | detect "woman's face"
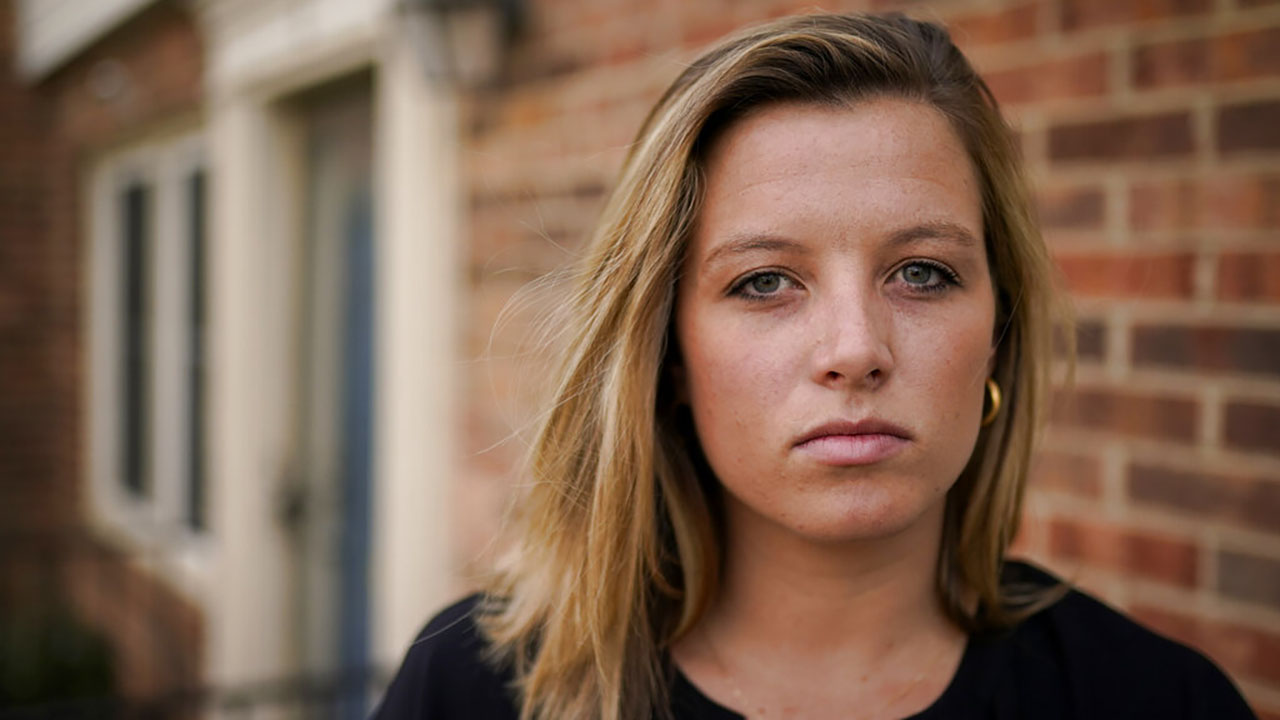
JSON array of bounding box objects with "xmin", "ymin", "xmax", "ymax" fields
[{"xmin": 674, "ymin": 98, "xmax": 996, "ymax": 545}]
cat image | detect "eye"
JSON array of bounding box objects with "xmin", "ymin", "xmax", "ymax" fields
[
  {"xmin": 748, "ymin": 273, "xmax": 783, "ymax": 294},
  {"xmin": 896, "ymin": 261, "xmax": 960, "ymax": 294},
  {"xmin": 730, "ymin": 270, "xmax": 797, "ymax": 301}
]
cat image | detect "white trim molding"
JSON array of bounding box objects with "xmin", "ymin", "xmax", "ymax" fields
[{"xmin": 16, "ymin": 0, "xmax": 156, "ymax": 79}]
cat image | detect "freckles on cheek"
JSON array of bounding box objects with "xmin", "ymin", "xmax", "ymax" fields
[
  {"xmin": 713, "ymin": 351, "xmax": 785, "ymax": 398},
  {"xmin": 940, "ymin": 358, "xmax": 987, "ymax": 420},
  {"xmin": 909, "ymin": 317, "xmax": 992, "ymax": 423},
  {"xmin": 688, "ymin": 339, "xmax": 782, "ymax": 430}
]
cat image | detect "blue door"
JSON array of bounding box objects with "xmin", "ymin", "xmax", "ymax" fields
[
  {"xmin": 291, "ymin": 72, "xmax": 375, "ymax": 720},
  {"xmin": 337, "ymin": 187, "xmax": 373, "ymax": 719}
]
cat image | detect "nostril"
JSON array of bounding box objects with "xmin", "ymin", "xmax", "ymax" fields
[{"xmin": 823, "ymin": 367, "xmax": 885, "ymax": 385}]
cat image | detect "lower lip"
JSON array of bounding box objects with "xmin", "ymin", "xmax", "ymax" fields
[{"xmin": 795, "ymin": 434, "xmax": 909, "ymax": 466}]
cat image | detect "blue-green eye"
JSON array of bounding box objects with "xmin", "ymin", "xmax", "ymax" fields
[
  {"xmin": 749, "ymin": 273, "xmax": 783, "ymax": 294},
  {"xmin": 898, "ymin": 261, "xmax": 959, "ymax": 293},
  {"xmin": 731, "ymin": 271, "xmax": 795, "ymax": 300}
]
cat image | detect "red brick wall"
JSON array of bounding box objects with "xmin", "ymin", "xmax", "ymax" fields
[
  {"xmin": 458, "ymin": 0, "xmax": 1280, "ymax": 715},
  {"xmin": 0, "ymin": 0, "xmax": 205, "ymax": 702},
  {"xmin": 0, "ymin": 0, "xmax": 63, "ymax": 533}
]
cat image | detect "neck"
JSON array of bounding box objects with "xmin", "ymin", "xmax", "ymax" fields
[
  {"xmin": 704, "ymin": 496, "xmax": 954, "ymax": 662},
  {"xmin": 671, "ymin": 496, "xmax": 969, "ymax": 719}
]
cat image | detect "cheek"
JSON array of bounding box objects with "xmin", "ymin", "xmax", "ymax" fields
[
  {"xmin": 902, "ymin": 310, "xmax": 994, "ymax": 422},
  {"xmin": 680, "ymin": 318, "xmax": 794, "ymax": 439}
]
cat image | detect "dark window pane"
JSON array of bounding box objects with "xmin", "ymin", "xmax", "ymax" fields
[
  {"xmin": 121, "ymin": 183, "xmax": 151, "ymax": 498},
  {"xmin": 187, "ymin": 169, "xmax": 207, "ymax": 531}
]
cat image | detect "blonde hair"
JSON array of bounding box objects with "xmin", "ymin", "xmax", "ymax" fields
[{"xmin": 481, "ymin": 12, "xmax": 1073, "ymax": 720}]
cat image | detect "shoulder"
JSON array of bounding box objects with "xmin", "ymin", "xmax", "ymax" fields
[
  {"xmin": 990, "ymin": 561, "xmax": 1255, "ymax": 719},
  {"xmin": 371, "ymin": 594, "xmax": 520, "ymax": 720}
]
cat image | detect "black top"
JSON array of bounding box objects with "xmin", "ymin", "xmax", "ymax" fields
[{"xmin": 371, "ymin": 561, "xmax": 1256, "ymax": 719}]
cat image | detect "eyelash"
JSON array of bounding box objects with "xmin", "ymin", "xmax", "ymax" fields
[{"xmin": 728, "ymin": 261, "xmax": 962, "ymax": 301}]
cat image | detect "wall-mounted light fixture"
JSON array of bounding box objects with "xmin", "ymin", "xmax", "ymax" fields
[{"xmin": 400, "ymin": 0, "xmax": 524, "ymax": 86}]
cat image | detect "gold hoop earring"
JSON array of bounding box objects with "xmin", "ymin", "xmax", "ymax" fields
[{"xmin": 981, "ymin": 377, "xmax": 1002, "ymax": 427}]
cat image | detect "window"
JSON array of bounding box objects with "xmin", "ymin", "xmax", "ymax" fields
[
  {"xmin": 121, "ymin": 181, "xmax": 151, "ymax": 499},
  {"xmin": 88, "ymin": 130, "xmax": 209, "ymax": 551},
  {"xmin": 186, "ymin": 168, "xmax": 206, "ymax": 532}
]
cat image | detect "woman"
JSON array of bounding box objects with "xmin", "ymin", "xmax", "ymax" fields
[{"xmin": 374, "ymin": 12, "xmax": 1255, "ymax": 720}]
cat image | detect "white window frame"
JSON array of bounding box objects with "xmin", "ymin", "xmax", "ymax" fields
[{"xmin": 85, "ymin": 128, "xmax": 212, "ymax": 594}]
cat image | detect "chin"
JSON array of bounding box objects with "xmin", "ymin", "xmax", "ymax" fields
[
  {"xmin": 742, "ymin": 481, "xmax": 949, "ymax": 546},
  {"xmin": 796, "ymin": 503, "xmax": 939, "ymax": 544}
]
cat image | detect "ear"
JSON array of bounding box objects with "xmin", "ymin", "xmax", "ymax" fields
[{"xmin": 985, "ymin": 327, "xmax": 998, "ymax": 380}]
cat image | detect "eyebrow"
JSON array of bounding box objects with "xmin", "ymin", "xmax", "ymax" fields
[
  {"xmin": 702, "ymin": 235, "xmax": 809, "ymax": 273},
  {"xmin": 700, "ymin": 221, "xmax": 980, "ymax": 273},
  {"xmin": 888, "ymin": 221, "xmax": 980, "ymax": 249}
]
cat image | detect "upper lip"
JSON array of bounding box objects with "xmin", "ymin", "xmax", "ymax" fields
[{"xmin": 794, "ymin": 418, "xmax": 914, "ymax": 446}]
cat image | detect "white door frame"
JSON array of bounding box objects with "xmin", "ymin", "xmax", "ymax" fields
[{"xmin": 199, "ymin": 0, "xmax": 459, "ymax": 687}]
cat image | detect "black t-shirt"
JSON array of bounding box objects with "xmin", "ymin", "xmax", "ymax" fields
[{"xmin": 371, "ymin": 561, "xmax": 1256, "ymax": 719}]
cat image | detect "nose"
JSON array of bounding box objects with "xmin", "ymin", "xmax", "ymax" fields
[{"xmin": 809, "ymin": 287, "xmax": 895, "ymax": 390}]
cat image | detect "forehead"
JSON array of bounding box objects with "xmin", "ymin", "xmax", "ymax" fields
[
  {"xmin": 702, "ymin": 98, "xmax": 973, "ymax": 187},
  {"xmin": 690, "ymin": 98, "xmax": 982, "ymax": 259}
]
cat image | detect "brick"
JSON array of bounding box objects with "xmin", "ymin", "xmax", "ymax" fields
[
  {"xmin": 1053, "ymin": 252, "xmax": 1196, "ymax": 299},
  {"xmin": 1049, "ymin": 111, "xmax": 1194, "ymax": 162},
  {"xmin": 1131, "ymin": 324, "xmax": 1280, "ymax": 377},
  {"xmin": 1060, "ymin": 0, "xmax": 1212, "ymax": 31},
  {"xmin": 1132, "ymin": 605, "xmax": 1280, "ymax": 685},
  {"xmin": 1134, "ymin": 35, "xmax": 1209, "ymax": 89},
  {"xmin": 1037, "ymin": 184, "xmax": 1106, "ymax": 230},
  {"xmin": 1031, "ymin": 450, "xmax": 1103, "ymax": 497},
  {"xmin": 501, "ymin": 92, "xmax": 551, "ymax": 129},
  {"xmin": 868, "ymin": 0, "xmax": 937, "ymax": 10},
  {"xmin": 1224, "ymin": 401, "xmax": 1280, "ymax": 455},
  {"xmin": 1219, "ymin": 253, "xmax": 1280, "ymax": 303},
  {"xmin": 1219, "ymin": 99, "xmax": 1280, "ymax": 155},
  {"xmin": 1049, "ymin": 518, "xmax": 1200, "ymax": 587},
  {"xmin": 1134, "ymin": 26, "xmax": 1280, "ymax": 89},
  {"xmin": 679, "ymin": 11, "xmax": 741, "ymax": 49},
  {"xmin": 1052, "ymin": 387, "xmax": 1199, "ymax": 442},
  {"xmin": 1077, "ymin": 318, "xmax": 1107, "ymax": 360},
  {"xmin": 1218, "ymin": 550, "xmax": 1280, "ymax": 606},
  {"xmin": 1206, "ymin": 26, "xmax": 1280, "ymax": 81},
  {"xmin": 1129, "ymin": 173, "xmax": 1280, "ymax": 231},
  {"xmin": 1128, "ymin": 463, "xmax": 1280, "ymax": 534},
  {"xmin": 1055, "ymin": 318, "xmax": 1106, "ymax": 360},
  {"xmin": 1009, "ymin": 522, "xmax": 1039, "ymax": 555},
  {"xmin": 949, "ymin": 2, "xmax": 1042, "ymax": 47},
  {"xmin": 983, "ymin": 52, "xmax": 1108, "ymax": 106}
]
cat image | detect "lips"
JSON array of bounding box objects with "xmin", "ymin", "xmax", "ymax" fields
[
  {"xmin": 793, "ymin": 418, "xmax": 913, "ymax": 466},
  {"xmin": 794, "ymin": 418, "xmax": 914, "ymax": 446}
]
